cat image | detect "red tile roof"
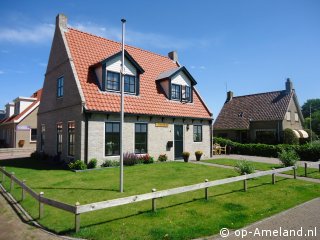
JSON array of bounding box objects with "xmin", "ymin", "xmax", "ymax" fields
[
  {"xmin": 64, "ymin": 28, "xmax": 212, "ymax": 119},
  {"xmin": 0, "ymin": 89, "xmax": 42, "ymax": 124},
  {"xmin": 213, "ymin": 91, "xmax": 293, "ymax": 130}
]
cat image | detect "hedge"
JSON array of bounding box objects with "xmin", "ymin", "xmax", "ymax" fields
[{"xmin": 213, "ymin": 137, "xmax": 320, "ymax": 161}]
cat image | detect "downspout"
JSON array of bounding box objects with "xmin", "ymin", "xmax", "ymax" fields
[{"xmin": 84, "ymin": 111, "xmax": 89, "ymax": 164}]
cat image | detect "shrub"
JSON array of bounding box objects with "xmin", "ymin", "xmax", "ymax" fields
[
  {"xmin": 278, "ymin": 149, "xmax": 300, "ymax": 167},
  {"xmin": 283, "ymin": 128, "xmax": 299, "ymax": 145},
  {"xmin": 68, "ymin": 160, "xmax": 87, "ymax": 170},
  {"xmin": 182, "ymin": 152, "xmax": 190, "ymax": 162},
  {"xmin": 87, "ymin": 158, "xmax": 97, "ymax": 169},
  {"xmin": 30, "ymin": 151, "xmax": 50, "ymax": 161},
  {"xmin": 139, "ymin": 154, "xmax": 154, "ymax": 164},
  {"xmin": 123, "ymin": 152, "xmax": 139, "ymax": 166},
  {"xmin": 158, "ymin": 154, "xmax": 168, "ymax": 162},
  {"xmin": 234, "ymin": 160, "xmax": 255, "ymax": 175},
  {"xmin": 101, "ymin": 160, "xmax": 120, "ymax": 167},
  {"xmin": 296, "ymin": 143, "xmax": 320, "ymax": 161},
  {"xmin": 195, "ymin": 150, "xmax": 203, "ymax": 161}
]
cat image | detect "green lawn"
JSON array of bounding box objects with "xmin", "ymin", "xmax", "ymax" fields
[
  {"xmin": 0, "ymin": 158, "xmax": 320, "ymax": 240},
  {"xmin": 204, "ymin": 158, "xmax": 320, "ymax": 179}
]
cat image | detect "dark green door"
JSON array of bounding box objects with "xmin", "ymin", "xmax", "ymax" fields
[{"xmin": 174, "ymin": 125, "xmax": 183, "ymax": 159}]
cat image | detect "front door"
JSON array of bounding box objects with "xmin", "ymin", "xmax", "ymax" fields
[{"xmin": 174, "ymin": 125, "xmax": 183, "ymax": 159}]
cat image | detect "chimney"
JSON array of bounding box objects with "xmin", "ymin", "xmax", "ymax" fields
[
  {"xmin": 285, "ymin": 78, "xmax": 293, "ymax": 94},
  {"xmin": 226, "ymin": 91, "xmax": 233, "ymax": 102},
  {"xmin": 5, "ymin": 103, "xmax": 14, "ymax": 118},
  {"xmin": 168, "ymin": 51, "xmax": 178, "ymax": 62},
  {"xmin": 56, "ymin": 14, "xmax": 68, "ymax": 31}
]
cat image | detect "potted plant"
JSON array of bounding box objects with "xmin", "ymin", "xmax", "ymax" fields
[
  {"xmin": 195, "ymin": 150, "xmax": 203, "ymax": 161},
  {"xmin": 182, "ymin": 152, "xmax": 190, "ymax": 162}
]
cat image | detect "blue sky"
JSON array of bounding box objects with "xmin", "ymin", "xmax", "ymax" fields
[{"xmin": 0, "ymin": 0, "xmax": 319, "ymax": 118}]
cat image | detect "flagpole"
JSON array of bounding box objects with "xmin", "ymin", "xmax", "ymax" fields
[{"xmin": 120, "ymin": 18, "xmax": 126, "ymax": 192}]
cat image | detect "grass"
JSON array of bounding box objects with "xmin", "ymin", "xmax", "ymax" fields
[
  {"xmin": 0, "ymin": 158, "xmax": 320, "ymax": 240},
  {"xmin": 204, "ymin": 158, "xmax": 320, "ymax": 179}
]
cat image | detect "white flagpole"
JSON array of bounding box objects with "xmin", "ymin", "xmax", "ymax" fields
[{"xmin": 120, "ymin": 18, "xmax": 126, "ymax": 192}]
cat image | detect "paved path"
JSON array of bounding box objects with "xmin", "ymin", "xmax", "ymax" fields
[
  {"xmin": 199, "ymin": 198, "xmax": 320, "ymax": 240},
  {"xmin": 192, "ymin": 160, "xmax": 320, "ymax": 184},
  {"xmin": 210, "ymin": 154, "xmax": 320, "ymax": 169},
  {"xmin": 0, "ymin": 185, "xmax": 78, "ymax": 240}
]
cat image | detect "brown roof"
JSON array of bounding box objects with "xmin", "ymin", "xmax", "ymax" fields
[
  {"xmin": 64, "ymin": 28, "xmax": 212, "ymax": 119},
  {"xmin": 213, "ymin": 90, "xmax": 293, "ymax": 130}
]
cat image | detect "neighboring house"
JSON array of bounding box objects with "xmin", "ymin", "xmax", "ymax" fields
[
  {"xmin": 213, "ymin": 79, "xmax": 307, "ymax": 144},
  {"xmin": 0, "ymin": 89, "xmax": 42, "ymax": 149},
  {"xmin": 0, "ymin": 110, "xmax": 5, "ymax": 120},
  {"xmin": 37, "ymin": 14, "xmax": 213, "ymax": 164}
]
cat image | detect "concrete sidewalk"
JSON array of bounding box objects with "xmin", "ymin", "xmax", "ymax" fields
[
  {"xmin": 200, "ymin": 198, "xmax": 320, "ymax": 240},
  {"xmin": 192, "ymin": 160, "xmax": 320, "ymax": 184},
  {"xmin": 210, "ymin": 154, "xmax": 320, "ymax": 169}
]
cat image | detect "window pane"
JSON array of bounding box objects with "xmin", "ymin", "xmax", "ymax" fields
[
  {"xmin": 135, "ymin": 123, "xmax": 147, "ymax": 154},
  {"xmin": 113, "ymin": 123, "xmax": 119, "ymax": 132}
]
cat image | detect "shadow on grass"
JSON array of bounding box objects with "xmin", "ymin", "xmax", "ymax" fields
[
  {"xmin": 0, "ymin": 157, "xmax": 66, "ymax": 171},
  {"xmin": 58, "ymin": 180, "xmax": 284, "ymax": 235},
  {"xmin": 32, "ymin": 186, "xmax": 118, "ymax": 192}
]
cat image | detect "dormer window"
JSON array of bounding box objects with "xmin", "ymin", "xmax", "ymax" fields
[
  {"xmin": 171, "ymin": 84, "xmax": 181, "ymax": 100},
  {"xmin": 95, "ymin": 50, "xmax": 144, "ymax": 96},
  {"xmin": 182, "ymin": 86, "xmax": 191, "ymax": 102},
  {"xmin": 106, "ymin": 71, "xmax": 120, "ymax": 91},
  {"xmin": 157, "ymin": 66, "xmax": 196, "ymax": 103},
  {"xmin": 124, "ymin": 75, "xmax": 136, "ymax": 93},
  {"xmin": 105, "ymin": 71, "xmax": 136, "ymax": 94}
]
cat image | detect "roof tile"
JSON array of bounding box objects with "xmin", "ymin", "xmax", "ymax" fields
[{"xmin": 65, "ymin": 28, "xmax": 212, "ymax": 119}]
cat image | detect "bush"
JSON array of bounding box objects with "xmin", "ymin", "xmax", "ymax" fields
[
  {"xmin": 158, "ymin": 154, "xmax": 168, "ymax": 162},
  {"xmin": 182, "ymin": 152, "xmax": 190, "ymax": 162},
  {"xmin": 195, "ymin": 150, "xmax": 203, "ymax": 161},
  {"xmin": 68, "ymin": 160, "xmax": 87, "ymax": 170},
  {"xmin": 278, "ymin": 149, "xmax": 300, "ymax": 167},
  {"xmin": 283, "ymin": 128, "xmax": 299, "ymax": 145},
  {"xmin": 296, "ymin": 143, "xmax": 320, "ymax": 161},
  {"xmin": 101, "ymin": 160, "xmax": 120, "ymax": 167},
  {"xmin": 30, "ymin": 151, "xmax": 50, "ymax": 160},
  {"xmin": 123, "ymin": 152, "xmax": 139, "ymax": 166},
  {"xmin": 234, "ymin": 160, "xmax": 255, "ymax": 175},
  {"xmin": 87, "ymin": 158, "xmax": 97, "ymax": 169},
  {"xmin": 139, "ymin": 154, "xmax": 154, "ymax": 164}
]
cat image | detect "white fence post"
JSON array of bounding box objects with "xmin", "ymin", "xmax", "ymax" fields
[
  {"xmin": 204, "ymin": 179, "xmax": 209, "ymax": 200},
  {"xmin": 152, "ymin": 189, "xmax": 157, "ymax": 212},
  {"xmin": 22, "ymin": 180, "xmax": 26, "ymax": 201},
  {"xmin": 243, "ymin": 173, "xmax": 247, "ymax": 192},
  {"xmin": 39, "ymin": 192, "xmax": 44, "ymax": 219},
  {"xmin": 75, "ymin": 202, "xmax": 80, "ymax": 232},
  {"xmin": 272, "ymin": 168, "xmax": 276, "ymax": 184},
  {"xmin": 10, "ymin": 172, "xmax": 15, "ymax": 192}
]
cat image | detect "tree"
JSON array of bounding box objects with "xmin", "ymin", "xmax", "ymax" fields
[
  {"xmin": 301, "ymin": 99, "xmax": 320, "ymax": 118},
  {"xmin": 311, "ymin": 111, "xmax": 320, "ymax": 135}
]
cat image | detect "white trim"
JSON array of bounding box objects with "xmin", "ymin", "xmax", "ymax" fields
[
  {"xmin": 60, "ymin": 26, "xmax": 86, "ymax": 109},
  {"xmin": 104, "ymin": 121, "xmax": 120, "ymax": 157},
  {"xmin": 29, "ymin": 128, "xmax": 37, "ymax": 143},
  {"xmin": 67, "ymin": 121, "xmax": 76, "ymax": 158},
  {"xmin": 193, "ymin": 86, "xmax": 213, "ymax": 117},
  {"xmin": 14, "ymin": 101, "xmax": 40, "ymax": 123}
]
